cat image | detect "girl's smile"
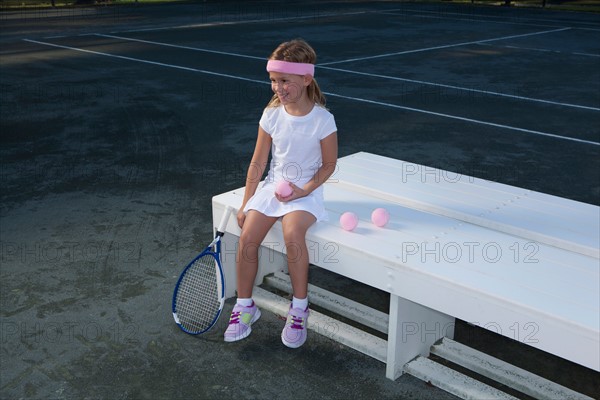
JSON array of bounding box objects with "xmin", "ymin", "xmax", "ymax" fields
[
  {"xmin": 269, "ymin": 71, "xmax": 313, "ymax": 115},
  {"xmin": 269, "ymin": 72, "xmax": 308, "ymax": 105}
]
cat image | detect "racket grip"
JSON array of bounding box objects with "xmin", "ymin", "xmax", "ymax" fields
[{"xmin": 216, "ymin": 206, "xmax": 233, "ymax": 236}]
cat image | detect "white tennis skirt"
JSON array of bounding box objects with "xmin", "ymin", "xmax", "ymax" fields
[{"xmin": 243, "ymin": 181, "xmax": 328, "ymax": 222}]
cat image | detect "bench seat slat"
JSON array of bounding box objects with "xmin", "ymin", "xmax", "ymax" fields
[
  {"xmin": 336, "ymin": 153, "xmax": 599, "ymax": 258},
  {"xmin": 324, "ymin": 185, "xmax": 600, "ymax": 292}
]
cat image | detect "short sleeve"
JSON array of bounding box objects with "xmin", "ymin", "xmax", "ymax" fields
[
  {"xmin": 320, "ymin": 113, "xmax": 337, "ymax": 140},
  {"xmin": 259, "ymin": 108, "xmax": 274, "ymax": 136}
]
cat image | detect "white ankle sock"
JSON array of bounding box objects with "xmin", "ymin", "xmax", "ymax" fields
[
  {"xmin": 236, "ymin": 297, "xmax": 253, "ymax": 307},
  {"xmin": 292, "ymin": 296, "xmax": 308, "ymax": 310}
]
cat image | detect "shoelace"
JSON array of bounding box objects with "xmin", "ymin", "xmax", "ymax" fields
[
  {"xmin": 228, "ymin": 311, "xmax": 241, "ymax": 325},
  {"xmin": 288, "ymin": 314, "xmax": 305, "ymax": 330}
]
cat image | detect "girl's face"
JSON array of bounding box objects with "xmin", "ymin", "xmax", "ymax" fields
[{"xmin": 269, "ymin": 72, "xmax": 310, "ymax": 105}]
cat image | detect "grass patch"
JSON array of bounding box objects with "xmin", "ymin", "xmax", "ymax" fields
[
  {"xmin": 0, "ymin": 0, "xmax": 191, "ymax": 9},
  {"xmin": 1, "ymin": 0, "xmax": 598, "ymax": 13},
  {"xmin": 415, "ymin": 0, "xmax": 600, "ymax": 12}
]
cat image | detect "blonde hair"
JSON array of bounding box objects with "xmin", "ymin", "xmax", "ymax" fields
[{"xmin": 266, "ymin": 39, "xmax": 326, "ymax": 108}]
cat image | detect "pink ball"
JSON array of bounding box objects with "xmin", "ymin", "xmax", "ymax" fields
[
  {"xmin": 340, "ymin": 212, "xmax": 359, "ymax": 231},
  {"xmin": 275, "ymin": 181, "xmax": 293, "ymax": 197},
  {"xmin": 371, "ymin": 208, "xmax": 390, "ymax": 227}
]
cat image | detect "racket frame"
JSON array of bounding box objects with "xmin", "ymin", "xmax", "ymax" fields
[{"xmin": 172, "ymin": 206, "xmax": 233, "ymax": 335}]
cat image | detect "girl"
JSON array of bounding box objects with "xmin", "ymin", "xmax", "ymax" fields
[{"xmin": 224, "ymin": 39, "xmax": 338, "ymax": 348}]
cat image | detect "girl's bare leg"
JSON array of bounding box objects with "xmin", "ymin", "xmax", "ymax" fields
[
  {"xmin": 236, "ymin": 210, "xmax": 278, "ymax": 298},
  {"xmin": 281, "ymin": 211, "xmax": 316, "ymax": 300}
]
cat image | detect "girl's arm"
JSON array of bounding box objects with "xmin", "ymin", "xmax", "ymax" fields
[{"xmin": 238, "ymin": 126, "xmax": 272, "ymax": 227}]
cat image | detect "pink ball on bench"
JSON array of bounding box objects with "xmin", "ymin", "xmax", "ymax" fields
[
  {"xmin": 340, "ymin": 211, "xmax": 359, "ymax": 231},
  {"xmin": 371, "ymin": 208, "xmax": 390, "ymax": 227}
]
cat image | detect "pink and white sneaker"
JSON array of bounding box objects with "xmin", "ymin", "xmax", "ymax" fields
[
  {"xmin": 281, "ymin": 305, "xmax": 309, "ymax": 348},
  {"xmin": 224, "ymin": 302, "xmax": 261, "ymax": 342}
]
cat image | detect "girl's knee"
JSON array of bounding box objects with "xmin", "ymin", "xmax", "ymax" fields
[
  {"xmin": 238, "ymin": 232, "xmax": 261, "ymax": 262},
  {"xmin": 283, "ymin": 227, "xmax": 307, "ymax": 248}
]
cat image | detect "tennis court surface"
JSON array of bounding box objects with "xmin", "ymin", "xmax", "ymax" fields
[{"xmin": 1, "ymin": 1, "xmax": 599, "ymax": 399}]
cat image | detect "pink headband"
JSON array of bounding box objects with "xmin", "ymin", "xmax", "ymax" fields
[{"xmin": 266, "ymin": 60, "xmax": 315, "ymax": 77}]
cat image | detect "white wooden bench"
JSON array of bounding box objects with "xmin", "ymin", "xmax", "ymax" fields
[{"xmin": 212, "ymin": 152, "xmax": 599, "ymax": 398}]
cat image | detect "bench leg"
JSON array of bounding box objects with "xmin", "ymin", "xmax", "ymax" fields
[{"xmin": 386, "ymin": 295, "xmax": 455, "ymax": 380}]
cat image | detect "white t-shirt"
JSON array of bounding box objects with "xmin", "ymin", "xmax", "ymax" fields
[
  {"xmin": 243, "ymin": 104, "xmax": 337, "ymax": 221},
  {"xmin": 261, "ymin": 104, "xmax": 337, "ymax": 189}
]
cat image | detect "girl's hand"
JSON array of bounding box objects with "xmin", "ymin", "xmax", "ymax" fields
[
  {"xmin": 275, "ymin": 182, "xmax": 306, "ymax": 202},
  {"xmin": 237, "ymin": 209, "xmax": 246, "ymax": 228}
]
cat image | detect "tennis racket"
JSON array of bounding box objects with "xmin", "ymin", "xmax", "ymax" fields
[{"xmin": 172, "ymin": 206, "xmax": 233, "ymax": 335}]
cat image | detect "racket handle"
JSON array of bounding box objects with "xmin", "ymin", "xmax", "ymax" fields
[{"xmin": 216, "ymin": 206, "xmax": 233, "ymax": 236}]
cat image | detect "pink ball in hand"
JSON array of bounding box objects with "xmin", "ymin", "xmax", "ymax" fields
[
  {"xmin": 340, "ymin": 212, "xmax": 359, "ymax": 231},
  {"xmin": 371, "ymin": 208, "xmax": 390, "ymax": 227},
  {"xmin": 275, "ymin": 181, "xmax": 293, "ymax": 197}
]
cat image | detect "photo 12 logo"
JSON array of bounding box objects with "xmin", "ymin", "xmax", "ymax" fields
[
  {"xmin": 400, "ymin": 240, "xmax": 540, "ymax": 265},
  {"xmin": 1, "ymin": 320, "xmax": 139, "ymax": 345},
  {"xmin": 220, "ymin": 239, "xmax": 339, "ymax": 265},
  {"xmin": 0, "ymin": 241, "xmax": 141, "ymax": 265}
]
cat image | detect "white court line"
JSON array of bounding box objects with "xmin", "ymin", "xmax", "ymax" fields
[
  {"xmin": 22, "ymin": 39, "xmax": 266, "ymax": 86},
  {"xmin": 95, "ymin": 33, "xmax": 265, "ymax": 61},
  {"xmin": 319, "ymin": 27, "xmax": 571, "ymax": 66},
  {"xmin": 111, "ymin": 6, "xmax": 600, "ymax": 36},
  {"xmin": 377, "ymin": 10, "xmax": 563, "ymax": 29},
  {"xmin": 111, "ymin": 10, "xmax": 368, "ymax": 34},
  {"xmin": 574, "ymin": 52, "xmax": 600, "ymax": 58},
  {"xmin": 102, "ymin": 32, "xmax": 599, "ymax": 112},
  {"xmin": 323, "ymin": 92, "xmax": 599, "ymax": 146},
  {"xmin": 319, "ymin": 66, "xmax": 600, "ymax": 112},
  {"xmin": 22, "ymin": 38, "xmax": 600, "ymax": 147},
  {"xmin": 387, "ymin": 7, "xmax": 600, "ymax": 29},
  {"xmin": 476, "ymin": 42, "xmax": 600, "ymax": 58}
]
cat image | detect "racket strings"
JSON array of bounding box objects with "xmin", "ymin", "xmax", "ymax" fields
[{"xmin": 175, "ymin": 254, "xmax": 221, "ymax": 333}]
